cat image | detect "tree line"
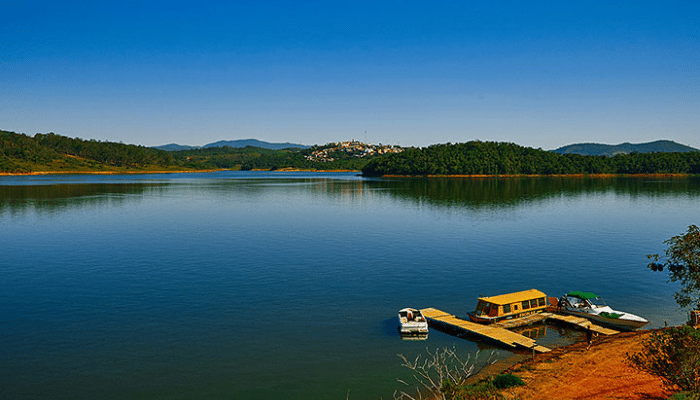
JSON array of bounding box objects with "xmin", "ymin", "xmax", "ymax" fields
[
  {"xmin": 0, "ymin": 131, "xmax": 374, "ymax": 172},
  {"xmin": 4, "ymin": 131, "xmax": 700, "ymax": 175},
  {"xmin": 1, "ymin": 130, "xmax": 191, "ymax": 173},
  {"xmin": 150, "ymin": 143, "xmax": 373, "ymax": 171},
  {"xmin": 361, "ymin": 141, "xmax": 700, "ymax": 176},
  {"xmin": 32, "ymin": 132, "xmax": 177, "ymax": 167}
]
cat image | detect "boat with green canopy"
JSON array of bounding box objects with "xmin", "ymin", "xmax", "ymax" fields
[{"xmin": 558, "ymin": 291, "xmax": 649, "ymax": 331}]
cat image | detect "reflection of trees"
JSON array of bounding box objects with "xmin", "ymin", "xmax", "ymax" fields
[
  {"xmin": 2, "ymin": 174, "xmax": 699, "ymax": 216},
  {"xmin": 0, "ymin": 183, "xmax": 162, "ymax": 215},
  {"xmin": 363, "ymin": 176, "xmax": 700, "ymax": 209}
]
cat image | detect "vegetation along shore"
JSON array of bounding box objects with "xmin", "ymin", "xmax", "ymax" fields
[{"xmin": 2, "ymin": 130, "xmax": 700, "ymax": 176}]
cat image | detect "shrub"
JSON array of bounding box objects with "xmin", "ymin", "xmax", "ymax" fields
[
  {"xmin": 395, "ymin": 347, "xmax": 497, "ymax": 400},
  {"xmin": 491, "ymin": 373, "xmax": 525, "ymax": 389},
  {"xmin": 627, "ymin": 326, "xmax": 700, "ymax": 392},
  {"xmin": 441, "ymin": 379, "xmax": 501, "ymax": 400},
  {"xmin": 667, "ymin": 392, "xmax": 700, "ymax": 400}
]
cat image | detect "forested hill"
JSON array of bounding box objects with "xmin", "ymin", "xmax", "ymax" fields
[
  {"xmin": 5, "ymin": 131, "xmax": 700, "ymax": 176},
  {"xmin": 0, "ymin": 130, "xmax": 202, "ymax": 173},
  {"xmin": 0, "ymin": 131, "xmax": 381, "ymax": 173},
  {"xmin": 553, "ymin": 140, "xmax": 698, "ymax": 156},
  {"xmin": 361, "ymin": 141, "xmax": 700, "ymax": 177}
]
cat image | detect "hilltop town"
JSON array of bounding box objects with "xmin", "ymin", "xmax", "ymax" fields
[{"xmin": 305, "ymin": 140, "xmax": 403, "ymax": 163}]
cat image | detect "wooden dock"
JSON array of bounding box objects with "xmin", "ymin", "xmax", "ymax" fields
[
  {"xmin": 420, "ymin": 308, "xmax": 552, "ymax": 353},
  {"xmin": 545, "ymin": 313, "xmax": 619, "ymax": 335},
  {"xmin": 420, "ymin": 308, "xmax": 619, "ymax": 353},
  {"xmin": 495, "ymin": 313, "xmax": 549, "ymax": 329}
]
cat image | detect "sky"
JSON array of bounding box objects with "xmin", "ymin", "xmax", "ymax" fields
[{"xmin": 1, "ymin": 1, "xmax": 699, "ymax": 149}]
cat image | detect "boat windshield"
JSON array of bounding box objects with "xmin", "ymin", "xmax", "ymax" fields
[
  {"xmin": 567, "ymin": 295, "xmax": 607, "ymax": 308},
  {"xmin": 588, "ymin": 297, "xmax": 607, "ymax": 307}
]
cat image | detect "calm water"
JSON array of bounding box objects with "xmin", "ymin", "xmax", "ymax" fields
[{"xmin": 1, "ymin": 172, "xmax": 699, "ymax": 399}]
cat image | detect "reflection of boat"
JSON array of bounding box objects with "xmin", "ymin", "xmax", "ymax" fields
[
  {"xmin": 558, "ymin": 291, "xmax": 649, "ymax": 331},
  {"xmin": 398, "ymin": 308, "xmax": 429, "ymax": 335},
  {"xmin": 512, "ymin": 324, "xmax": 547, "ymax": 339},
  {"xmin": 468, "ymin": 289, "xmax": 549, "ymax": 324},
  {"xmin": 400, "ymin": 332, "xmax": 428, "ymax": 341}
]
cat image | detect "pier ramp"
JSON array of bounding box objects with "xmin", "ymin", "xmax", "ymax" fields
[{"xmin": 420, "ymin": 308, "xmax": 551, "ymax": 353}]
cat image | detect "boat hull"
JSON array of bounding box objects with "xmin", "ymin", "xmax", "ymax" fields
[
  {"xmin": 399, "ymin": 324, "xmax": 429, "ymax": 334},
  {"xmin": 467, "ymin": 309, "xmax": 547, "ymax": 324},
  {"xmin": 398, "ymin": 308, "xmax": 429, "ymax": 334},
  {"xmin": 560, "ymin": 308, "xmax": 648, "ymax": 331}
]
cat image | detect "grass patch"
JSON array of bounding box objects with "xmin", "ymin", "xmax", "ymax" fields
[
  {"xmin": 441, "ymin": 374, "xmax": 525, "ymax": 400},
  {"xmin": 491, "ymin": 374, "xmax": 525, "ymax": 389}
]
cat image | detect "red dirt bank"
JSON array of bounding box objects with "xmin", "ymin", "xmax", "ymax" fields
[{"xmin": 501, "ymin": 330, "xmax": 669, "ymax": 400}]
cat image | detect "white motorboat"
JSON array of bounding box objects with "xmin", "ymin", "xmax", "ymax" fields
[
  {"xmin": 558, "ymin": 291, "xmax": 649, "ymax": 331},
  {"xmin": 398, "ymin": 308, "xmax": 429, "ymax": 335}
]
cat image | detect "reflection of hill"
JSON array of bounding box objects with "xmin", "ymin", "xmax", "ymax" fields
[
  {"xmin": 365, "ymin": 176, "xmax": 700, "ymax": 208},
  {"xmin": 3, "ymin": 175, "xmax": 700, "ymax": 215},
  {"xmin": 0, "ymin": 183, "xmax": 162, "ymax": 215}
]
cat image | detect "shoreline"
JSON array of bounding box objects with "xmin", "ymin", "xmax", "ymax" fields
[
  {"xmin": 378, "ymin": 173, "xmax": 695, "ymax": 178},
  {"xmin": 0, "ymin": 168, "xmax": 363, "ymax": 176},
  {"xmin": 479, "ymin": 328, "xmax": 670, "ymax": 400},
  {"xmin": 1, "ymin": 170, "xmax": 696, "ymax": 178},
  {"xmin": 0, "ymin": 169, "xmax": 226, "ymax": 176}
]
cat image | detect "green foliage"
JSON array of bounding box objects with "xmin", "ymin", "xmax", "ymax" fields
[
  {"xmin": 173, "ymin": 146, "xmax": 283, "ymax": 169},
  {"xmin": 1, "ymin": 130, "xmax": 203, "ymax": 173},
  {"xmin": 441, "ymin": 374, "xmax": 523, "ymax": 400},
  {"xmin": 627, "ymin": 326, "xmax": 700, "ymax": 392},
  {"xmin": 490, "ymin": 373, "xmax": 525, "ymax": 389},
  {"xmin": 361, "ymin": 141, "xmax": 700, "ymax": 177},
  {"xmin": 33, "ymin": 132, "xmax": 177, "ymax": 167},
  {"xmin": 173, "ymin": 144, "xmax": 375, "ymax": 171},
  {"xmin": 668, "ymin": 392, "xmax": 700, "ymax": 400},
  {"xmin": 442, "ymin": 379, "xmax": 502, "ymax": 400},
  {"xmin": 648, "ymin": 225, "xmax": 700, "ymax": 309},
  {"xmin": 6, "ymin": 132, "xmax": 700, "ymax": 175},
  {"xmin": 240, "ymin": 148, "xmax": 314, "ymax": 170}
]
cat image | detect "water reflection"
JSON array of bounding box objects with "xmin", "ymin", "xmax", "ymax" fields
[
  {"xmin": 3, "ymin": 174, "xmax": 700, "ymax": 216},
  {"xmin": 364, "ymin": 176, "xmax": 700, "ymax": 209},
  {"xmin": 0, "ymin": 183, "xmax": 168, "ymax": 216},
  {"xmin": 512, "ymin": 324, "xmax": 547, "ymax": 339},
  {"xmin": 400, "ymin": 332, "xmax": 429, "ymax": 341},
  {"xmin": 1, "ymin": 171, "xmax": 699, "ymax": 400}
]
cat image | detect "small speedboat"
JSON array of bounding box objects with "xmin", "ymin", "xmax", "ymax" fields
[
  {"xmin": 398, "ymin": 308, "xmax": 429, "ymax": 335},
  {"xmin": 558, "ymin": 291, "xmax": 649, "ymax": 331}
]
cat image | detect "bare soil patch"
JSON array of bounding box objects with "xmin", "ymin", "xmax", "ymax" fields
[{"xmin": 500, "ymin": 330, "xmax": 670, "ymax": 400}]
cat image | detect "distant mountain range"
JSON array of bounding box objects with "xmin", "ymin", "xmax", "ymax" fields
[
  {"xmin": 552, "ymin": 140, "xmax": 698, "ymax": 156},
  {"xmin": 156, "ymin": 139, "xmax": 699, "ymax": 156},
  {"xmin": 154, "ymin": 143, "xmax": 199, "ymax": 151},
  {"xmin": 154, "ymin": 139, "xmax": 309, "ymax": 151}
]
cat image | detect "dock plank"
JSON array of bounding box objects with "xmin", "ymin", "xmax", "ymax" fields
[
  {"xmin": 546, "ymin": 313, "xmax": 619, "ymax": 335},
  {"xmin": 420, "ymin": 308, "xmax": 551, "ymax": 353},
  {"xmin": 420, "ymin": 307, "xmax": 621, "ymax": 352}
]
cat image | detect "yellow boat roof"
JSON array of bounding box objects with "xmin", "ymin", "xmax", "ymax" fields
[{"xmin": 478, "ymin": 289, "xmax": 547, "ymax": 305}]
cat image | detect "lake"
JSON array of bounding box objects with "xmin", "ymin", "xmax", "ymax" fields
[{"xmin": 1, "ymin": 172, "xmax": 699, "ymax": 399}]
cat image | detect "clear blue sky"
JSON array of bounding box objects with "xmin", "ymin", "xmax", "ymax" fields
[{"xmin": 2, "ymin": 1, "xmax": 698, "ymax": 149}]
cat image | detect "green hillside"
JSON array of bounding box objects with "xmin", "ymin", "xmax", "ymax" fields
[
  {"xmin": 0, "ymin": 130, "xmax": 203, "ymax": 173},
  {"xmin": 361, "ymin": 141, "xmax": 700, "ymax": 177},
  {"xmin": 0, "ymin": 131, "xmax": 381, "ymax": 173},
  {"xmin": 5, "ymin": 131, "xmax": 700, "ymax": 176}
]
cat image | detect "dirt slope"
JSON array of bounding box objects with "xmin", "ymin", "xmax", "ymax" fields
[{"xmin": 501, "ymin": 330, "xmax": 670, "ymax": 400}]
